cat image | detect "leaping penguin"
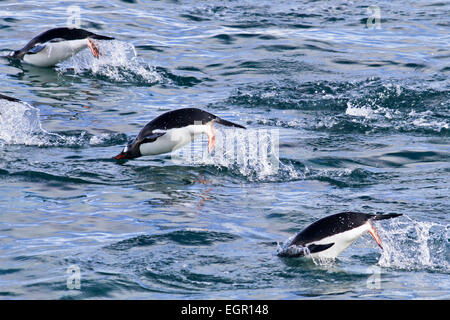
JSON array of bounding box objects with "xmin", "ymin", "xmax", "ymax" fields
[
  {"xmin": 9, "ymin": 27, "xmax": 114, "ymax": 67},
  {"xmin": 277, "ymin": 211, "xmax": 402, "ymax": 259},
  {"xmin": 114, "ymin": 108, "xmax": 246, "ymax": 160}
]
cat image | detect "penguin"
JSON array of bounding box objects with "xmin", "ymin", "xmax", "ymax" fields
[
  {"xmin": 9, "ymin": 27, "xmax": 114, "ymax": 67},
  {"xmin": 277, "ymin": 211, "xmax": 402, "ymax": 259},
  {"xmin": 114, "ymin": 108, "xmax": 246, "ymax": 160}
]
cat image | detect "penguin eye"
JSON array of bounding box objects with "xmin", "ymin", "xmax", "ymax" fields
[{"xmin": 123, "ymin": 146, "xmax": 129, "ymax": 153}]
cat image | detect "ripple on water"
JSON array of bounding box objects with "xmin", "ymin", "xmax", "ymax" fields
[{"xmin": 106, "ymin": 229, "xmax": 239, "ymax": 251}]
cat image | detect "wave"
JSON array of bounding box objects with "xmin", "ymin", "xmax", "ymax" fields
[
  {"xmin": 306, "ymin": 167, "xmax": 377, "ymax": 188},
  {"xmin": 0, "ymin": 169, "xmax": 98, "ymax": 185},
  {"xmin": 342, "ymin": 102, "xmax": 449, "ymax": 134},
  {"xmin": 106, "ymin": 229, "xmax": 238, "ymax": 251},
  {"xmin": 226, "ymin": 78, "xmax": 449, "ymax": 135}
]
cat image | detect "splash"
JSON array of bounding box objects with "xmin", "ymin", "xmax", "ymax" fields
[
  {"xmin": 169, "ymin": 128, "xmax": 304, "ymax": 181},
  {"xmin": 276, "ymin": 234, "xmax": 304, "ymax": 256},
  {"xmin": 0, "ymin": 99, "xmax": 125, "ymax": 148},
  {"xmin": 58, "ymin": 40, "xmax": 163, "ymax": 85},
  {"xmin": 276, "ymin": 236, "xmax": 335, "ymax": 267},
  {"xmin": 0, "ymin": 99, "xmax": 51, "ymax": 146},
  {"xmin": 345, "ymin": 101, "xmax": 398, "ymax": 120},
  {"xmin": 345, "ymin": 103, "xmax": 376, "ymax": 119},
  {"xmin": 376, "ymin": 215, "xmax": 449, "ymax": 272}
]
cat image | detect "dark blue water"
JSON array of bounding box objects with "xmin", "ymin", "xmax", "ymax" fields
[{"xmin": 0, "ymin": 0, "xmax": 448, "ymax": 299}]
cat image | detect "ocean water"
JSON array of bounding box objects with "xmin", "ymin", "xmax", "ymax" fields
[{"xmin": 0, "ymin": 0, "xmax": 448, "ymax": 299}]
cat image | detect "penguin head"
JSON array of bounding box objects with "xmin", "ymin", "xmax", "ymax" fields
[{"xmin": 114, "ymin": 140, "xmax": 142, "ymax": 160}]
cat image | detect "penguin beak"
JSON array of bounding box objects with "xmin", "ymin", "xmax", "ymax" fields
[
  {"xmin": 114, "ymin": 151, "xmax": 126, "ymax": 160},
  {"xmin": 368, "ymin": 222, "xmax": 383, "ymax": 249},
  {"xmin": 87, "ymin": 38, "xmax": 100, "ymax": 58}
]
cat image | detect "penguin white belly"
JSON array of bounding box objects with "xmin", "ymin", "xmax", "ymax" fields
[
  {"xmin": 309, "ymin": 223, "xmax": 370, "ymax": 259},
  {"xmin": 23, "ymin": 39, "xmax": 87, "ymax": 67},
  {"xmin": 139, "ymin": 125, "xmax": 207, "ymax": 156}
]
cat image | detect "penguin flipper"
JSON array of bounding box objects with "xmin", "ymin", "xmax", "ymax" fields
[
  {"xmin": 307, "ymin": 243, "xmax": 334, "ymax": 254},
  {"xmin": 141, "ymin": 132, "xmax": 166, "ymax": 144},
  {"xmin": 27, "ymin": 45, "xmax": 46, "ymax": 55}
]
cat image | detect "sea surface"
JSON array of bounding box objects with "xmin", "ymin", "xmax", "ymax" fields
[{"xmin": 0, "ymin": 0, "xmax": 448, "ymax": 299}]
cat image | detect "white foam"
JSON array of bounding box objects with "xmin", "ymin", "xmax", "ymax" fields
[
  {"xmin": 407, "ymin": 109, "xmax": 449, "ymax": 131},
  {"xmin": 345, "ymin": 102, "xmax": 375, "ymax": 118},
  {"xmin": 344, "ymin": 101, "xmax": 448, "ymax": 133},
  {"xmin": 412, "ymin": 117, "xmax": 449, "ymax": 130},
  {"xmin": 89, "ymin": 133, "xmax": 110, "ymax": 146}
]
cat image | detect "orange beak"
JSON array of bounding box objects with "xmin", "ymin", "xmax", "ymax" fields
[
  {"xmin": 368, "ymin": 221, "xmax": 383, "ymax": 249},
  {"xmin": 114, "ymin": 152, "xmax": 126, "ymax": 160},
  {"xmin": 87, "ymin": 38, "xmax": 100, "ymax": 58}
]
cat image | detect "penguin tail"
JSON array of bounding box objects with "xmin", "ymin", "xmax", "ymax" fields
[
  {"xmin": 0, "ymin": 93, "xmax": 21, "ymax": 103},
  {"xmin": 370, "ymin": 213, "xmax": 402, "ymax": 221},
  {"xmin": 214, "ymin": 117, "xmax": 246, "ymax": 129},
  {"xmin": 90, "ymin": 34, "xmax": 115, "ymax": 41}
]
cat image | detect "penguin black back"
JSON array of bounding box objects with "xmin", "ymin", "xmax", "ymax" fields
[
  {"xmin": 136, "ymin": 108, "xmax": 245, "ymax": 140},
  {"xmin": 0, "ymin": 93, "xmax": 21, "ymax": 103}
]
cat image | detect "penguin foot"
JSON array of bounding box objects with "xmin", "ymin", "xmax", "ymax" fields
[{"xmin": 87, "ymin": 38, "xmax": 100, "ymax": 58}]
